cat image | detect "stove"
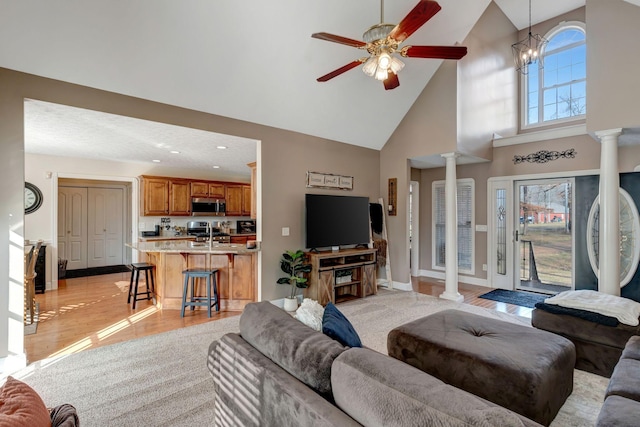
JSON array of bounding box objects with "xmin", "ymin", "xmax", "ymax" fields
[{"xmin": 186, "ymin": 221, "xmax": 230, "ymax": 243}]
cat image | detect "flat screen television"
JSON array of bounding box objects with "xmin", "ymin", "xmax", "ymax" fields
[{"xmin": 305, "ymin": 194, "xmax": 370, "ymax": 250}]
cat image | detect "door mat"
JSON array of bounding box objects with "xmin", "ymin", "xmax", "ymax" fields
[
  {"xmin": 478, "ymin": 289, "xmax": 548, "ymax": 309},
  {"xmin": 64, "ymin": 265, "xmax": 131, "ymax": 279}
]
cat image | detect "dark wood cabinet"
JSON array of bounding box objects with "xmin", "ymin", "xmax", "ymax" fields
[{"xmin": 35, "ymin": 244, "xmax": 46, "ymax": 294}]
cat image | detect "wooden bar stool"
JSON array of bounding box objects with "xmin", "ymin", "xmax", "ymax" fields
[
  {"xmin": 128, "ymin": 263, "xmax": 156, "ymax": 309},
  {"xmin": 181, "ymin": 268, "xmax": 220, "ymax": 318}
]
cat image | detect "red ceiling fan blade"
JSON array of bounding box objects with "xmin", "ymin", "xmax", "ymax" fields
[
  {"xmin": 311, "ymin": 32, "xmax": 367, "ymax": 48},
  {"xmin": 383, "ymin": 73, "xmax": 400, "ymax": 90},
  {"xmin": 402, "ymin": 45, "xmax": 467, "ymax": 60},
  {"xmin": 317, "ymin": 60, "xmax": 364, "ymax": 82},
  {"xmin": 389, "ymin": 0, "xmax": 441, "ymax": 43}
]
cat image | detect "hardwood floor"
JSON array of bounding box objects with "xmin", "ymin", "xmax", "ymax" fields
[{"xmin": 25, "ymin": 273, "xmax": 532, "ymax": 364}]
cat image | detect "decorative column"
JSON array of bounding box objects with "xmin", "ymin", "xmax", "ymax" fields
[
  {"xmin": 440, "ymin": 152, "xmax": 463, "ymax": 302},
  {"xmin": 596, "ymin": 129, "xmax": 622, "ymax": 296}
]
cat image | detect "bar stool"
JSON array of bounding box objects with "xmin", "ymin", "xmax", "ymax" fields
[
  {"xmin": 181, "ymin": 268, "xmax": 220, "ymax": 318},
  {"xmin": 128, "ymin": 263, "xmax": 156, "ymax": 309}
]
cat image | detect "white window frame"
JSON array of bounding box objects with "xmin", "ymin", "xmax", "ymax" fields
[
  {"xmin": 432, "ymin": 178, "xmax": 475, "ymax": 275},
  {"xmin": 521, "ymin": 21, "xmax": 587, "ymax": 130}
]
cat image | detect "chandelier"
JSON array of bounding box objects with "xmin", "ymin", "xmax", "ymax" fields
[{"xmin": 511, "ymin": 0, "xmax": 548, "ymax": 75}]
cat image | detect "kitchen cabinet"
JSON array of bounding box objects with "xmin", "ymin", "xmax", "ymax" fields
[
  {"xmin": 230, "ymin": 234, "xmax": 255, "ymax": 244},
  {"xmin": 142, "ymin": 177, "xmax": 169, "ymax": 215},
  {"xmin": 247, "ymin": 162, "xmax": 257, "ymax": 219},
  {"xmin": 242, "ymin": 185, "xmax": 252, "ymax": 216},
  {"xmin": 168, "ymin": 179, "xmax": 191, "ymax": 215},
  {"xmin": 191, "ymin": 181, "xmax": 225, "ymax": 198},
  {"xmin": 225, "ymin": 185, "xmax": 243, "ymax": 216}
]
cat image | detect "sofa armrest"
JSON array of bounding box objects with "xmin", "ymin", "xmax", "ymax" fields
[{"xmin": 208, "ymin": 333, "xmax": 360, "ymax": 427}]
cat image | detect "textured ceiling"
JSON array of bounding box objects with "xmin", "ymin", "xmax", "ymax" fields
[
  {"xmin": 25, "ymin": 99, "xmax": 258, "ymax": 176},
  {"xmin": 4, "ymin": 1, "xmax": 586, "ymax": 157}
]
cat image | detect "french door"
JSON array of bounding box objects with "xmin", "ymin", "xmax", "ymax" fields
[{"xmin": 515, "ymin": 179, "xmax": 574, "ymax": 294}]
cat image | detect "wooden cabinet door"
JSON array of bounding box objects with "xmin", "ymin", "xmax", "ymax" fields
[
  {"xmin": 229, "ymin": 254, "xmax": 255, "ymax": 300},
  {"xmin": 242, "ymin": 185, "xmax": 252, "ymax": 216},
  {"xmin": 318, "ymin": 270, "xmax": 334, "ymax": 306},
  {"xmin": 169, "ymin": 180, "xmax": 191, "ymax": 215},
  {"xmin": 208, "ymin": 183, "xmax": 225, "ymax": 198},
  {"xmin": 225, "ymin": 185, "xmax": 243, "ymax": 216},
  {"xmin": 143, "ymin": 177, "xmax": 169, "ymax": 215},
  {"xmin": 362, "ymin": 263, "xmax": 377, "ymax": 296},
  {"xmin": 190, "ymin": 182, "xmax": 209, "ymax": 197},
  {"xmin": 230, "ymin": 235, "xmax": 249, "ymax": 244}
]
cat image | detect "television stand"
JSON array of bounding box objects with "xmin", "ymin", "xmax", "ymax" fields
[{"xmin": 304, "ymin": 248, "xmax": 377, "ymax": 306}]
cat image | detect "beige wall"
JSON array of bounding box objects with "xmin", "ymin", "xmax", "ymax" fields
[
  {"xmin": 457, "ymin": 1, "xmax": 518, "ymax": 159},
  {"xmin": 2, "ymin": 67, "xmax": 380, "ymax": 311},
  {"xmin": 587, "ymin": 0, "xmax": 640, "ymax": 132}
]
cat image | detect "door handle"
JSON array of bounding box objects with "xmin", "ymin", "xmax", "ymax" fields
[{"xmin": 515, "ymin": 230, "xmax": 519, "ymax": 241}]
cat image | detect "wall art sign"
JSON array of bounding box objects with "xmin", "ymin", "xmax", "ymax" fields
[
  {"xmin": 306, "ymin": 172, "xmax": 353, "ymax": 190},
  {"xmin": 513, "ymin": 148, "xmax": 576, "ymax": 164}
]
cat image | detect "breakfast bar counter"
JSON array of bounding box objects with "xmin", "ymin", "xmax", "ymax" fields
[{"xmin": 128, "ymin": 241, "xmax": 258, "ymax": 311}]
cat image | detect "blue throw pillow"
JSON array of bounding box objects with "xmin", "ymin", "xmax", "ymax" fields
[{"xmin": 322, "ymin": 302, "xmax": 362, "ymax": 348}]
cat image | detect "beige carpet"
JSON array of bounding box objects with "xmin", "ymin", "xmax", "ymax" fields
[{"xmin": 15, "ymin": 290, "xmax": 608, "ymax": 426}]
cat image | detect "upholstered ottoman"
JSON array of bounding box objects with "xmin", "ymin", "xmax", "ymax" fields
[
  {"xmin": 532, "ymin": 307, "xmax": 640, "ymax": 377},
  {"xmin": 388, "ymin": 309, "xmax": 575, "ymax": 426}
]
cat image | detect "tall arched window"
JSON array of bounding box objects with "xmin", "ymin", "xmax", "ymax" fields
[{"xmin": 525, "ymin": 22, "xmax": 586, "ymax": 127}]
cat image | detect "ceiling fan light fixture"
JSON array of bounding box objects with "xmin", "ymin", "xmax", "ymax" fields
[
  {"xmin": 362, "ymin": 57, "xmax": 377, "ymax": 77},
  {"xmin": 377, "ymin": 52, "xmax": 392, "ymax": 70},
  {"xmin": 374, "ymin": 66, "xmax": 388, "ymax": 81},
  {"xmin": 389, "ymin": 56, "xmax": 405, "ymax": 74}
]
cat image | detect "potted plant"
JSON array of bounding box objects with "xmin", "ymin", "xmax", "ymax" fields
[{"xmin": 277, "ymin": 250, "xmax": 312, "ymax": 311}]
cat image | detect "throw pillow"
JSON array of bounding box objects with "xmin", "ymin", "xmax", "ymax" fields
[
  {"xmin": 0, "ymin": 376, "xmax": 51, "ymax": 427},
  {"xmin": 295, "ymin": 298, "xmax": 324, "ymax": 331},
  {"xmin": 322, "ymin": 302, "xmax": 362, "ymax": 348}
]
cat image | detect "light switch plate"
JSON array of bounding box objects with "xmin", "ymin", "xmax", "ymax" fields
[{"xmin": 282, "ymin": 227, "xmax": 290, "ymax": 236}]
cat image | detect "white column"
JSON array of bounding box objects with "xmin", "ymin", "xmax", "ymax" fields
[
  {"xmin": 440, "ymin": 153, "xmax": 463, "ymax": 302},
  {"xmin": 596, "ymin": 129, "xmax": 622, "ymax": 296}
]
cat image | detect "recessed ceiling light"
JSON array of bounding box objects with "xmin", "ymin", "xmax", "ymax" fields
[
  {"xmin": 212, "ymin": 165, "xmax": 220, "ymax": 169},
  {"xmin": 216, "ymin": 146, "xmax": 227, "ymax": 150},
  {"xmin": 152, "ymin": 159, "xmax": 161, "ymax": 163},
  {"xmin": 169, "ymin": 150, "xmax": 180, "ymax": 154}
]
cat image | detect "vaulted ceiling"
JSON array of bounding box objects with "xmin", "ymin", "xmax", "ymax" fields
[{"xmin": 2, "ymin": 0, "xmax": 588, "ymax": 165}]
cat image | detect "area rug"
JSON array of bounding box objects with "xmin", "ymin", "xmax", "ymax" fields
[
  {"xmin": 479, "ymin": 288, "xmax": 549, "ymax": 308},
  {"xmin": 13, "ymin": 290, "xmax": 608, "ymax": 427}
]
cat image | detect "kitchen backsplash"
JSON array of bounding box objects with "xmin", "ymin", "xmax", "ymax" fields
[{"xmin": 139, "ymin": 216, "xmax": 254, "ymax": 235}]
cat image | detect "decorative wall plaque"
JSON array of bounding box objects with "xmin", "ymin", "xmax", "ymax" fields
[
  {"xmin": 306, "ymin": 172, "xmax": 353, "ymax": 190},
  {"xmin": 513, "ymin": 148, "xmax": 576, "ymax": 164},
  {"xmin": 388, "ymin": 178, "xmax": 397, "ymax": 216}
]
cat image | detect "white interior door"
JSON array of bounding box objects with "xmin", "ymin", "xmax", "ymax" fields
[
  {"xmin": 58, "ymin": 187, "xmax": 88, "ymax": 270},
  {"xmin": 488, "ymin": 179, "xmax": 514, "ymax": 289},
  {"xmin": 88, "ymin": 188, "xmax": 124, "ymax": 268}
]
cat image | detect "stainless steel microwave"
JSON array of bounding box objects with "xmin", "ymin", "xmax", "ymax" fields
[{"xmin": 191, "ymin": 198, "xmax": 226, "ymax": 216}]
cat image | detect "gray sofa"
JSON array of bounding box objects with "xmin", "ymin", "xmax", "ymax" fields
[
  {"xmin": 596, "ymin": 335, "xmax": 640, "ymax": 426},
  {"xmin": 207, "ymin": 301, "xmax": 542, "ymax": 426}
]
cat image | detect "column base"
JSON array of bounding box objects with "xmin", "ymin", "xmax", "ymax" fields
[{"xmin": 439, "ymin": 291, "xmax": 464, "ymax": 303}]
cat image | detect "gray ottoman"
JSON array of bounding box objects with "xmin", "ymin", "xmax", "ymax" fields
[{"xmin": 388, "ymin": 309, "xmax": 575, "ymax": 427}]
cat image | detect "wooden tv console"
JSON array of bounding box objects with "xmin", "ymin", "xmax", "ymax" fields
[{"xmin": 304, "ymin": 248, "xmax": 377, "ymax": 306}]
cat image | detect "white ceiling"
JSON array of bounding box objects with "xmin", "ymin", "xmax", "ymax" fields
[{"xmin": 3, "ymin": 0, "xmax": 588, "ymax": 164}]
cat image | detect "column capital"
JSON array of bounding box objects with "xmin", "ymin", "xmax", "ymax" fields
[
  {"xmin": 595, "ymin": 128, "xmax": 623, "ymax": 141},
  {"xmin": 441, "ymin": 152, "xmax": 460, "ymax": 160}
]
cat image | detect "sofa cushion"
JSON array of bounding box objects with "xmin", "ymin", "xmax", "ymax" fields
[
  {"xmin": 239, "ymin": 301, "xmax": 347, "ymax": 396},
  {"xmin": 322, "ymin": 302, "xmax": 362, "ymax": 348},
  {"xmin": 605, "ymin": 357, "xmax": 640, "ymax": 401},
  {"xmin": 621, "ymin": 335, "xmax": 640, "ymax": 360},
  {"xmin": 596, "ymin": 395, "xmax": 640, "ymax": 427},
  {"xmin": 332, "ymin": 347, "xmax": 541, "ymax": 427},
  {"xmin": 0, "ymin": 376, "xmax": 51, "ymax": 427}
]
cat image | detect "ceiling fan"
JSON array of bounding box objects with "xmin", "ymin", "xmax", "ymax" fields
[{"xmin": 312, "ymin": 0, "xmax": 467, "ymax": 90}]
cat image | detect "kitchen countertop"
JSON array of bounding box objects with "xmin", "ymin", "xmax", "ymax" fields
[
  {"xmin": 128, "ymin": 241, "xmax": 259, "ymax": 254},
  {"xmin": 139, "ymin": 235, "xmax": 194, "ymax": 241}
]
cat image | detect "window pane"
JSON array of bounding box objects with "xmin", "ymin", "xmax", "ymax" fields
[
  {"xmin": 543, "ymin": 88, "xmax": 557, "ymax": 105},
  {"xmin": 558, "ymin": 66, "xmax": 571, "ymax": 84},
  {"xmin": 571, "ymin": 81, "xmax": 586, "ymax": 99},
  {"xmin": 546, "ymin": 29, "xmax": 585, "ymax": 52},
  {"xmin": 528, "ymin": 90, "xmax": 538, "ymax": 108},
  {"xmin": 557, "ymin": 51, "xmax": 571, "ymax": 69},
  {"xmin": 544, "ymin": 66, "xmax": 557, "ymax": 86},
  {"xmin": 433, "ymin": 182, "xmax": 474, "ymax": 271},
  {"xmin": 544, "ymin": 104, "xmax": 557, "ymax": 121},
  {"xmin": 544, "ymin": 54, "xmax": 558, "ymax": 71},
  {"xmin": 528, "ymin": 107, "xmax": 539, "ymax": 124}
]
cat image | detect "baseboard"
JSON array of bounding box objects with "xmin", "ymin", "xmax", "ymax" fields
[{"xmin": 417, "ymin": 269, "xmax": 489, "ymax": 288}]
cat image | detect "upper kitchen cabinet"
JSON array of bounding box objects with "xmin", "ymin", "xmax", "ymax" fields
[
  {"xmin": 225, "ymin": 184, "xmax": 243, "ymax": 216},
  {"xmin": 191, "ymin": 181, "xmax": 225, "ymax": 198},
  {"xmin": 242, "ymin": 184, "xmax": 251, "ymax": 216},
  {"xmin": 168, "ymin": 179, "xmax": 191, "ymax": 215},
  {"xmin": 141, "ymin": 176, "xmax": 169, "ymax": 215},
  {"xmin": 247, "ymin": 162, "xmax": 256, "ymax": 219}
]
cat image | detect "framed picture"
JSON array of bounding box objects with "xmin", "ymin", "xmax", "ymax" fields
[{"xmin": 306, "ymin": 172, "xmax": 353, "ymax": 190}]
